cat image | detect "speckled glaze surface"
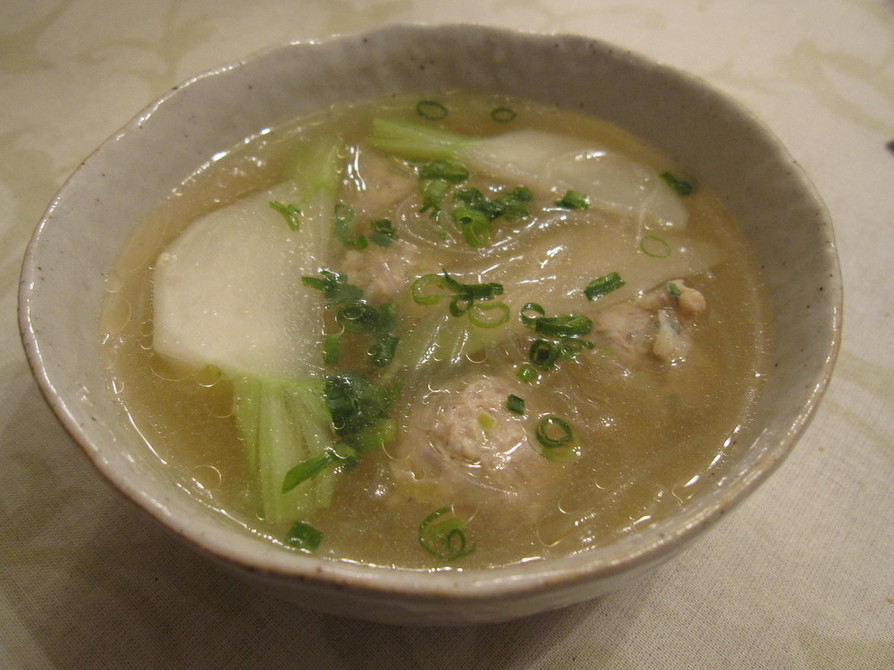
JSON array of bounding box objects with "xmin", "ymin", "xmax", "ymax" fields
[{"xmin": 19, "ymin": 24, "xmax": 840, "ymax": 625}]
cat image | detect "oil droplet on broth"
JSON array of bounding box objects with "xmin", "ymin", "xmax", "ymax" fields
[
  {"xmin": 535, "ymin": 507, "xmax": 578, "ymax": 547},
  {"xmin": 149, "ymin": 352, "xmax": 194, "ymax": 382},
  {"xmin": 104, "ymin": 270, "xmax": 125, "ymax": 293},
  {"xmin": 190, "ymin": 464, "xmax": 222, "ymax": 491},
  {"xmin": 100, "ymin": 296, "xmax": 132, "ymax": 335},
  {"xmin": 200, "ymin": 378, "xmax": 235, "ymax": 419}
]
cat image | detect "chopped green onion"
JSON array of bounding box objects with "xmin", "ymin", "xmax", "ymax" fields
[
  {"xmin": 584, "ymin": 272, "xmax": 625, "ymax": 301},
  {"xmin": 324, "ymin": 372, "xmax": 396, "ymax": 437},
  {"xmin": 660, "ymin": 171, "xmax": 694, "ymax": 196},
  {"xmin": 453, "ymin": 208, "xmax": 492, "ymax": 248},
  {"xmin": 334, "ymin": 202, "xmax": 366, "ymax": 248},
  {"xmin": 517, "ymin": 364, "xmax": 539, "ymax": 383},
  {"xmin": 411, "ymin": 273, "xmax": 455, "ymax": 304},
  {"xmin": 269, "ymin": 200, "xmax": 301, "ymax": 231},
  {"xmin": 493, "ymin": 186, "xmax": 533, "ymax": 221},
  {"xmin": 506, "ymin": 394, "xmax": 525, "ymax": 414},
  {"xmin": 536, "ymin": 415, "xmax": 574, "ymax": 449},
  {"xmin": 534, "ymin": 314, "xmax": 592, "ymax": 338},
  {"xmin": 336, "ymin": 301, "xmax": 382, "ymax": 334},
  {"xmin": 467, "ymin": 301, "xmax": 510, "ymax": 328},
  {"xmin": 555, "ymin": 189, "xmax": 590, "ymax": 210},
  {"xmin": 529, "ymin": 339, "xmax": 561, "ymax": 369},
  {"xmin": 640, "ymin": 235, "xmax": 671, "ymax": 258},
  {"xmin": 369, "ymin": 218, "xmax": 397, "ymax": 247},
  {"xmin": 302, "ymin": 270, "xmax": 363, "ymax": 306},
  {"xmin": 416, "ymin": 100, "xmax": 448, "ymax": 120},
  {"xmin": 420, "ymin": 178, "xmax": 451, "ymax": 214},
  {"xmin": 419, "ymin": 159, "xmax": 469, "ymax": 183},
  {"xmin": 490, "ymin": 106, "xmax": 517, "ymax": 123},
  {"xmin": 417, "ymin": 507, "xmax": 475, "ymax": 561},
  {"xmin": 519, "ymin": 302, "xmax": 546, "ymax": 326},
  {"xmin": 284, "ymin": 521, "xmax": 323, "ymax": 553},
  {"xmin": 322, "ymin": 333, "xmax": 341, "ymax": 365},
  {"xmin": 368, "ymin": 333, "xmax": 399, "ymax": 368}
]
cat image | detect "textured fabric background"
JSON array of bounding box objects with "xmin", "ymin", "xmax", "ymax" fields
[{"xmin": 2, "ymin": 1, "xmax": 892, "ymax": 668}]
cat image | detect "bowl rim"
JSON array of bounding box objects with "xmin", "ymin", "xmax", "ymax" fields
[{"xmin": 18, "ymin": 23, "xmax": 842, "ymax": 605}]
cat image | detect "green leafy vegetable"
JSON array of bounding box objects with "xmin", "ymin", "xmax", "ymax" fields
[{"xmin": 584, "ymin": 272, "xmax": 625, "ymax": 301}]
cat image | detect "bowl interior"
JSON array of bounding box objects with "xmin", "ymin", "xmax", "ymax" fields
[{"xmin": 19, "ymin": 24, "xmax": 840, "ymax": 623}]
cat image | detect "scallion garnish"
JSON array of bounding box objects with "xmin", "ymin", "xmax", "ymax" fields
[
  {"xmin": 334, "ymin": 202, "xmax": 366, "ymax": 249},
  {"xmin": 640, "ymin": 235, "xmax": 671, "ymax": 258},
  {"xmin": 517, "ymin": 364, "xmax": 539, "ymax": 383},
  {"xmin": 555, "ymin": 189, "xmax": 590, "ymax": 210},
  {"xmin": 411, "ymin": 271, "xmax": 507, "ymax": 327},
  {"xmin": 529, "ymin": 339, "xmax": 561, "ymax": 370},
  {"xmin": 419, "ymin": 159, "xmax": 469, "ymax": 183},
  {"xmin": 453, "ymin": 208, "xmax": 492, "ymax": 248},
  {"xmin": 416, "ymin": 99, "xmax": 448, "ymax": 120},
  {"xmin": 467, "ymin": 301, "xmax": 510, "ymax": 328},
  {"xmin": 506, "ymin": 394, "xmax": 525, "ymax": 414},
  {"xmin": 284, "ymin": 521, "xmax": 323, "ymax": 553},
  {"xmin": 533, "ymin": 314, "xmax": 592, "ymax": 338},
  {"xmin": 534, "ymin": 415, "xmax": 579, "ymax": 460},
  {"xmin": 322, "ymin": 333, "xmax": 341, "ymax": 365},
  {"xmin": 303, "ymin": 270, "xmax": 400, "ymax": 369},
  {"xmin": 417, "ymin": 507, "xmax": 475, "ymax": 561},
  {"xmin": 369, "ymin": 218, "xmax": 397, "ymax": 247},
  {"xmin": 660, "ymin": 171, "xmax": 694, "ymax": 196},
  {"xmin": 301, "ymin": 270, "xmax": 362, "ymax": 306},
  {"xmin": 519, "ymin": 302, "xmax": 546, "ymax": 326},
  {"xmin": 520, "ymin": 305, "xmax": 594, "ymax": 373},
  {"xmin": 584, "ymin": 272, "xmax": 625, "ymax": 301},
  {"xmin": 490, "ymin": 106, "xmax": 517, "ymax": 123},
  {"xmin": 269, "ymin": 200, "xmax": 301, "ymax": 231}
]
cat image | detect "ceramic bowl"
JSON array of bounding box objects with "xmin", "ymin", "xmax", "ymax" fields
[{"xmin": 19, "ymin": 24, "xmax": 841, "ymax": 625}]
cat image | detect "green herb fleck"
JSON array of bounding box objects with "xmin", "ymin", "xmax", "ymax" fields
[
  {"xmin": 269, "ymin": 201, "xmax": 301, "ymax": 231},
  {"xmin": 660, "ymin": 171, "xmax": 694, "ymax": 196},
  {"xmin": 555, "ymin": 189, "xmax": 590, "ymax": 210},
  {"xmin": 666, "ymin": 281, "xmax": 682, "ymax": 305}
]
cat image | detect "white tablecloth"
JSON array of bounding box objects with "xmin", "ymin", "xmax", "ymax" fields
[{"xmin": 2, "ymin": 1, "xmax": 892, "ymax": 667}]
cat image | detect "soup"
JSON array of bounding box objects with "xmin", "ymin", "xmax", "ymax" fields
[{"xmin": 101, "ymin": 91, "xmax": 767, "ymax": 569}]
